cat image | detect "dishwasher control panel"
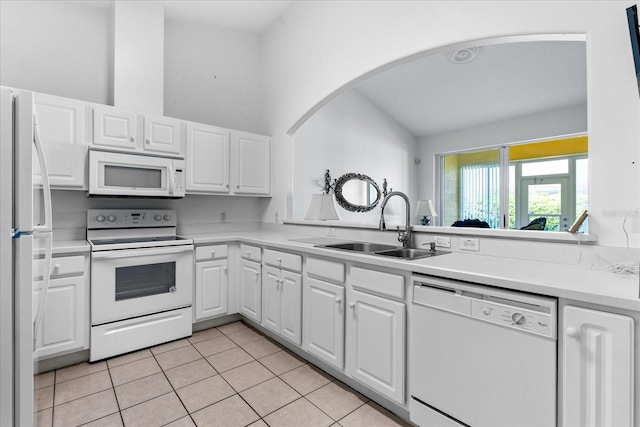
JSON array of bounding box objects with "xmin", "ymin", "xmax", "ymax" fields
[{"xmin": 471, "ymin": 300, "xmax": 553, "ymax": 337}]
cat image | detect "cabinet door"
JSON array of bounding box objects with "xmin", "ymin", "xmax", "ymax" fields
[
  {"xmin": 194, "ymin": 259, "xmax": 228, "ymax": 321},
  {"xmin": 185, "ymin": 123, "xmax": 230, "ymax": 193},
  {"xmin": 562, "ymin": 306, "xmax": 634, "ymax": 427},
  {"xmin": 33, "ymin": 276, "xmax": 86, "ymax": 359},
  {"xmin": 93, "ymin": 105, "xmax": 139, "ymax": 150},
  {"xmin": 233, "ymin": 131, "xmax": 270, "ymax": 195},
  {"xmin": 346, "ymin": 290, "xmax": 405, "ymax": 404},
  {"xmin": 262, "ymin": 265, "xmax": 281, "ymax": 334},
  {"xmin": 281, "ymin": 270, "xmax": 302, "ymax": 345},
  {"xmin": 239, "ymin": 259, "xmax": 261, "ymax": 322},
  {"xmin": 33, "ymin": 93, "xmax": 88, "ymax": 189},
  {"xmin": 303, "ymin": 277, "xmax": 344, "ymax": 369},
  {"xmin": 144, "ymin": 114, "xmax": 183, "ymax": 156}
]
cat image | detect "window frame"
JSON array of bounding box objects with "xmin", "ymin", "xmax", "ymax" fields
[{"xmin": 435, "ymin": 134, "xmax": 587, "ymax": 231}]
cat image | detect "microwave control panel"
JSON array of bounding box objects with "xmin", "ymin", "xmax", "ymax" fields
[{"xmin": 174, "ymin": 169, "xmax": 185, "ymax": 195}]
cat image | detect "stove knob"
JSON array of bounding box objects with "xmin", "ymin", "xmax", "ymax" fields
[
  {"xmin": 154, "ymin": 214, "xmax": 162, "ymax": 221},
  {"xmin": 163, "ymin": 214, "xmax": 171, "ymax": 221},
  {"xmin": 95, "ymin": 215, "xmax": 106, "ymax": 222},
  {"xmin": 107, "ymin": 215, "xmax": 117, "ymax": 222},
  {"xmin": 511, "ymin": 312, "xmax": 526, "ymax": 326}
]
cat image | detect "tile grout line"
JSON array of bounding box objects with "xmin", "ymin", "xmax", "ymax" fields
[
  {"xmin": 155, "ymin": 336, "xmax": 215, "ymax": 427},
  {"xmin": 39, "ymin": 321, "xmax": 401, "ymax": 427}
]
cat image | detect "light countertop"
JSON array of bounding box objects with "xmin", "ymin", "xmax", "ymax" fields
[{"xmin": 183, "ymin": 231, "xmax": 640, "ymax": 312}]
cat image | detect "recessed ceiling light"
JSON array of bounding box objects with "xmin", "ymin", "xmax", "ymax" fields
[{"xmin": 447, "ymin": 47, "xmax": 483, "ymax": 64}]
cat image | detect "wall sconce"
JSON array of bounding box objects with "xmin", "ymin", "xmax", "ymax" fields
[
  {"xmin": 415, "ymin": 199, "xmax": 438, "ymax": 225},
  {"xmin": 305, "ymin": 169, "xmax": 341, "ymax": 221}
]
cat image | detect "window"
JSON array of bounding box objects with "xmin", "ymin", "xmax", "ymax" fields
[{"xmin": 439, "ymin": 136, "xmax": 588, "ymax": 232}]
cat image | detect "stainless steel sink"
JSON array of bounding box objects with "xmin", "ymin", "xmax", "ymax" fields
[
  {"xmin": 374, "ymin": 248, "xmax": 443, "ymax": 260},
  {"xmin": 319, "ymin": 241, "xmax": 449, "ymax": 260},
  {"xmin": 320, "ymin": 242, "xmax": 399, "ymax": 253}
]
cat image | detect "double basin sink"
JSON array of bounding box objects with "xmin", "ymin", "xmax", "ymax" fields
[{"xmin": 317, "ymin": 241, "xmax": 448, "ymax": 260}]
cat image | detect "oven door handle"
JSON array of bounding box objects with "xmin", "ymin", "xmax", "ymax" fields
[{"xmin": 91, "ymin": 245, "xmax": 194, "ymax": 259}]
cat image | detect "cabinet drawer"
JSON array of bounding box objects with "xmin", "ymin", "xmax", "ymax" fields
[
  {"xmin": 240, "ymin": 244, "xmax": 261, "ymax": 262},
  {"xmin": 195, "ymin": 244, "xmax": 228, "ymax": 261},
  {"xmin": 35, "ymin": 255, "xmax": 85, "ymax": 279},
  {"xmin": 263, "ymin": 249, "xmax": 302, "ymax": 272},
  {"xmin": 306, "ymin": 257, "xmax": 345, "ymax": 284},
  {"xmin": 350, "ymin": 266, "xmax": 405, "ymax": 299}
]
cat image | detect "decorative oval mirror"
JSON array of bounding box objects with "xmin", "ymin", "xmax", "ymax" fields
[{"xmin": 334, "ymin": 173, "xmax": 381, "ymax": 212}]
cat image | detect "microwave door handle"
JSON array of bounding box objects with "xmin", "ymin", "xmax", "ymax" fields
[{"xmin": 91, "ymin": 245, "xmax": 193, "ymax": 259}]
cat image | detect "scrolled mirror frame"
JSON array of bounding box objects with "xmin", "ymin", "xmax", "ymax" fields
[{"xmin": 333, "ymin": 173, "xmax": 382, "ymax": 212}]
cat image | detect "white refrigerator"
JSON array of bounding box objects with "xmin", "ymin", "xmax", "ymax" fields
[{"xmin": 1, "ymin": 86, "xmax": 54, "ymax": 426}]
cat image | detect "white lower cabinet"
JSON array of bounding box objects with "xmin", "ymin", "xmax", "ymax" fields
[
  {"xmin": 262, "ymin": 249, "xmax": 303, "ymax": 345},
  {"xmin": 33, "ymin": 254, "xmax": 88, "ymax": 359},
  {"xmin": 562, "ymin": 305, "xmax": 634, "ymax": 427},
  {"xmin": 303, "ymin": 276, "xmax": 345, "ymax": 370},
  {"xmin": 194, "ymin": 244, "xmax": 228, "ymax": 321},
  {"xmin": 346, "ymin": 290, "xmax": 405, "ymax": 405},
  {"xmin": 239, "ymin": 245, "xmax": 262, "ymax": 322},
  {"xmin": 263, "ymin": 265, "xmax": 302, "ymax": 345}
]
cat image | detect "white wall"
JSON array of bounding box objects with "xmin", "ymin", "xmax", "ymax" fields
[
  {"xmin": 292, "ymin": 90, "xmax": 417, "ymax": 225},
  {"xmin": 417, "ymin": 103, "xmax": 588, "ymax": 202},
  {"xmin": 0, "ymin": 2, "xmax": 269, "ymax": 229},
  {"xmin": 50, "ymin": 191, "xmax": 261, "ymax": 237},
  {"xmin": 0, "ymin": 1, "xmax": 114, "ymax": 104},
  {"xmin": 164, "ymin": 18, "xmax": 265, "ymax": 133},
  {"xmin": 261, "ymin": 1, "xmax": 640, "ymax": 248}
]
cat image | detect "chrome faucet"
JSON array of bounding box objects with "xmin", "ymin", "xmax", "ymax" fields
[{"xmin": 379, "ymin": 191, "xmax": 412, "ymax": 249}]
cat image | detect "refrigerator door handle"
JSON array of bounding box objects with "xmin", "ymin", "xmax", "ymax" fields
[
  {"xmin": 32, "ymin": 233, "xmax": 52, "ymax": 350},
  {"xmin": 32, "ymin": 114, "xmax": 52, "ymax": 233}
]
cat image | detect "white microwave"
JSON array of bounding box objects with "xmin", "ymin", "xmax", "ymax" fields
[{"xmin": 89, "ymin": 150, "xmax": 185, "ymax": 198}]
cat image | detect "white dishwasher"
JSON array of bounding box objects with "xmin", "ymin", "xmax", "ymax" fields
[{"xmin": 410, "ymin": 275, "xmax": 557, "ymax": 427}]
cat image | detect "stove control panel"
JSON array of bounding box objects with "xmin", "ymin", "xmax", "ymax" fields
[{"xmin": 88, "ymin": 209, "xmax": 177, "ymax": 229}]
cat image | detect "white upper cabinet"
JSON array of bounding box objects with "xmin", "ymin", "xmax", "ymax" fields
[
  {"xmin": 233, "ymin": 131, "xmax": 271, "ymax": 196},
  {"xmin": 143, "ymin": 114, "xmax": 183, "ymax": 156},
  {"xmin": 185, "ymin": 122, "xmax": 230, "ymax": 193},
  {"xmin": 92, "ymin": 105, "xmax": 139, "ymax": 151},
  {"xmin": 186, "ymin": 127, "xmax": 271, "ymax": 196},
  {"xmin": 92, "ymin": 105, "xmax": 184, "ymax": 157},
  {"xmin": 33, "ymin": 93, "xmax": 90, "ymax": 189}
]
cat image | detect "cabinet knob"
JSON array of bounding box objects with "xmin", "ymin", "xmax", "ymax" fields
[
  {"xmin": 246, "ymin": 251, "xmax": 251, "ymax": 256},
  {"xmin": 146, "ymin": 139, "xmax": 150, "ymax": 144},
  {"xmin": 565, "ymin": 327, "xmax": 580, "ymax": 338},
  {"xmin": 129, "ymin": 136, "xmax": 135, "ymax": 143},
  {"xmin": 53, "ymin": 264, "xmax": 61, "ymax": 271},
  {"xmin": 277, "ymin": 257, "xmax": 282, "ymax": 263},
  {"xmin": 348, "ymin": 302, "xmax": 355, "ymax": 309},
  {"xmin": 236, "ymin": 185, "xmax": 240, "ymax": 189},
  {"xmin": 211, "ymin": 250, "xmax": 216, "ymax": 256},
  {"xmin": 334, "ymin": 297, "xmax": 341, "ymax": 304}
]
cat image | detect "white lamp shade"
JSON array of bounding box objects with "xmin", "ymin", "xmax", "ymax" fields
[
  {"xmin": 305, "ymin": 194, "xmax": 341, "ymax": 220},
  {"xmin": 416, "ymin": 199, "xmax": 438, "ymax": 217}
]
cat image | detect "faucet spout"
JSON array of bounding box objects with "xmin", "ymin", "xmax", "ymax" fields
[{"xmin": 379, "ymin": 191, "xmax": 411, "ymax": 249}]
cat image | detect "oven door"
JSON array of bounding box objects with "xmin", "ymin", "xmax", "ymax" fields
[{"xmin": 91, "ymin": 245, "xmax": 193, "ymax": 325}]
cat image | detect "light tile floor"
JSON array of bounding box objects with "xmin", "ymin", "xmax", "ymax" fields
[{"xmin": 34, "ymin": 321, "xmax": 412, "ymax": 427}]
